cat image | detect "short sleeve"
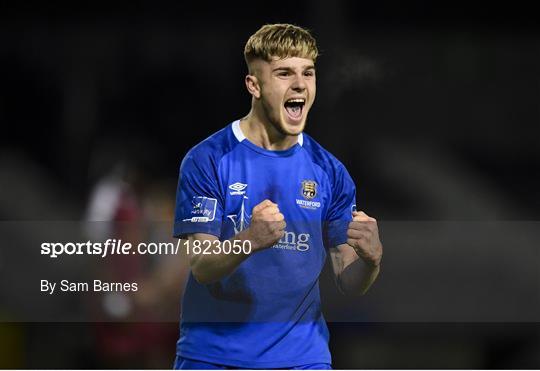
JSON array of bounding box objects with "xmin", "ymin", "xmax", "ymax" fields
[
  {"xmin": 173, "ymin": 149, "xmax": 224, "ymax": 239},
  {"xmin": 324, "ymin": 164, "xmax": 356, "ymax": 248}
]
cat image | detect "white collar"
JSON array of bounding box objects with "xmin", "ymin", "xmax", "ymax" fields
[{"xmin": 232, "ymin": 120, "xmax": 303, "ymax": 146}]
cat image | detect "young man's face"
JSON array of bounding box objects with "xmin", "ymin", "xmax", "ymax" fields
[{"xmin": 250, "ymin": 56, "xmax": 316, "ymax": 136}]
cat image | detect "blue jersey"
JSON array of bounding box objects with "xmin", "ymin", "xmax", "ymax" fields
[{"xmin": 173, "ymin": 120, "xmax": 356, "ymax": 368}]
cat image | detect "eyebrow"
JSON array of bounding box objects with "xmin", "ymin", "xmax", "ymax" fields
[{"xmin": 272, "ymin": 65, "xmax": 316, "ymax": 72}]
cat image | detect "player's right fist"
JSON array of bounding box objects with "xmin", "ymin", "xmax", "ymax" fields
[{"xmin": 245, "ymin": 199, "xmax": 286, "ymax": 251}]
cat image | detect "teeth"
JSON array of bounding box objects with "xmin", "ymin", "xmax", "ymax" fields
[{"xmin": 286, "ymin": 98, "xmax": 305, "ymax": 103}]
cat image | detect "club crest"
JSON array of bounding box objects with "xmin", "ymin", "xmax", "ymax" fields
[{"xmin": 301, "ymin": 180, "xmax": 317, "ymax": 200}]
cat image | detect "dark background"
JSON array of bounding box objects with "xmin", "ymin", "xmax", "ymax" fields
[{"xmin": 1, "ymin": 1, "xmax": 539, "ymax": 368}]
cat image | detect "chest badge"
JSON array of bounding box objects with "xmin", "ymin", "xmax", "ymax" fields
[
  {"xmin": 301, "ymin": 180, "xmax": 317, "ymax": 200},
  {"xmin": 296, "ymin": 180, "xmax": 321, "ymax": 210}
]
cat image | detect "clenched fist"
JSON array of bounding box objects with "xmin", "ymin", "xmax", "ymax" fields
[
  {"xmin": 245, "ymin": 199, "xmax": 286, "ymax": 251},
  {"xmin": 347, "ymin": 211, "xmax": 383, "ymax": 267}
]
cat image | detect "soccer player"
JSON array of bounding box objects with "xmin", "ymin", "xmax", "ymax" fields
[{"xmin": 172, "ymin": 23, "xmax": 383, "ymax": 369}]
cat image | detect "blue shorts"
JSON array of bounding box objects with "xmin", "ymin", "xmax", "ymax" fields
[{"xmin": 173, "ymin": 355, "xmax": 332, "ymax": 370}]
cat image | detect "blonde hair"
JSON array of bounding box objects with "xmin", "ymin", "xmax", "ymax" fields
[{"xmin": 244, "ymin": 24, "xmax": 319, "ymax": 67}]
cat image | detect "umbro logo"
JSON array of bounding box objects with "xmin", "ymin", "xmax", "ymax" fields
[{"xmin": 229, "ymin": 182, "xmax": 248, "ymax": 196}]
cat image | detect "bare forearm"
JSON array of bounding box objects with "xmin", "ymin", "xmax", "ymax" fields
[
  {"xmin": 339, "ymin": 258, "xmax": 380, "ymax": 296},
  {"xmin": 188, "ymin": 230, "xmax": 255, "ymax": 284}
]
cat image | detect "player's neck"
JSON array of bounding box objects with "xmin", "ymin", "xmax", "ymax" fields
[{"xmin": 240, "ymin": 111, "xmax": 298, "ymax": 151}]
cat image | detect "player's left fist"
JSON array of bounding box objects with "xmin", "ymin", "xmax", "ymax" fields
[{"xmin": 347, "ymin": 211, "xmax": 383, "ymax": 267}]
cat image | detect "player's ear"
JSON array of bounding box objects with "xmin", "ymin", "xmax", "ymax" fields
[{"xmin": 245, "ymin": 74, "xmax": 261, "ymax": 99}]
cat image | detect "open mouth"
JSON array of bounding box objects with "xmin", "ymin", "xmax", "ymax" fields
[{"xmin": 284, "ymin": 98, "xmax": 305, "ymax": 121}]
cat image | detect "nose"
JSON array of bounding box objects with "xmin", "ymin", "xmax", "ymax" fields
[{"xmin": 291, "ymin": 73, "xmax": 306, "ymax": 92}]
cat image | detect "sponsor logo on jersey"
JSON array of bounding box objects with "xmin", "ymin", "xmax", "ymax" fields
[
  {"xmin": 227, "ymin": 196, "xmax": 250, "ymax": 233},
  {"xmin": 183, "ymin": 196, "xmax": 217, "ymax": 222},
  {"xmin": 229, "ymin": 182, "xmax": 248, "ymax": 196},
  {"xmin": 273, "ymin": 231, "xmax": 310, "ymax": 252},
  {"xmin": 227, "ymin": 197, "xmax": 310, "ymax": 252}
]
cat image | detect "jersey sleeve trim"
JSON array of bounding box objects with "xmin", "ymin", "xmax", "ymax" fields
[{"xmin": 173, "ymin": 220, "xmax": 221, "ymax": 239}]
